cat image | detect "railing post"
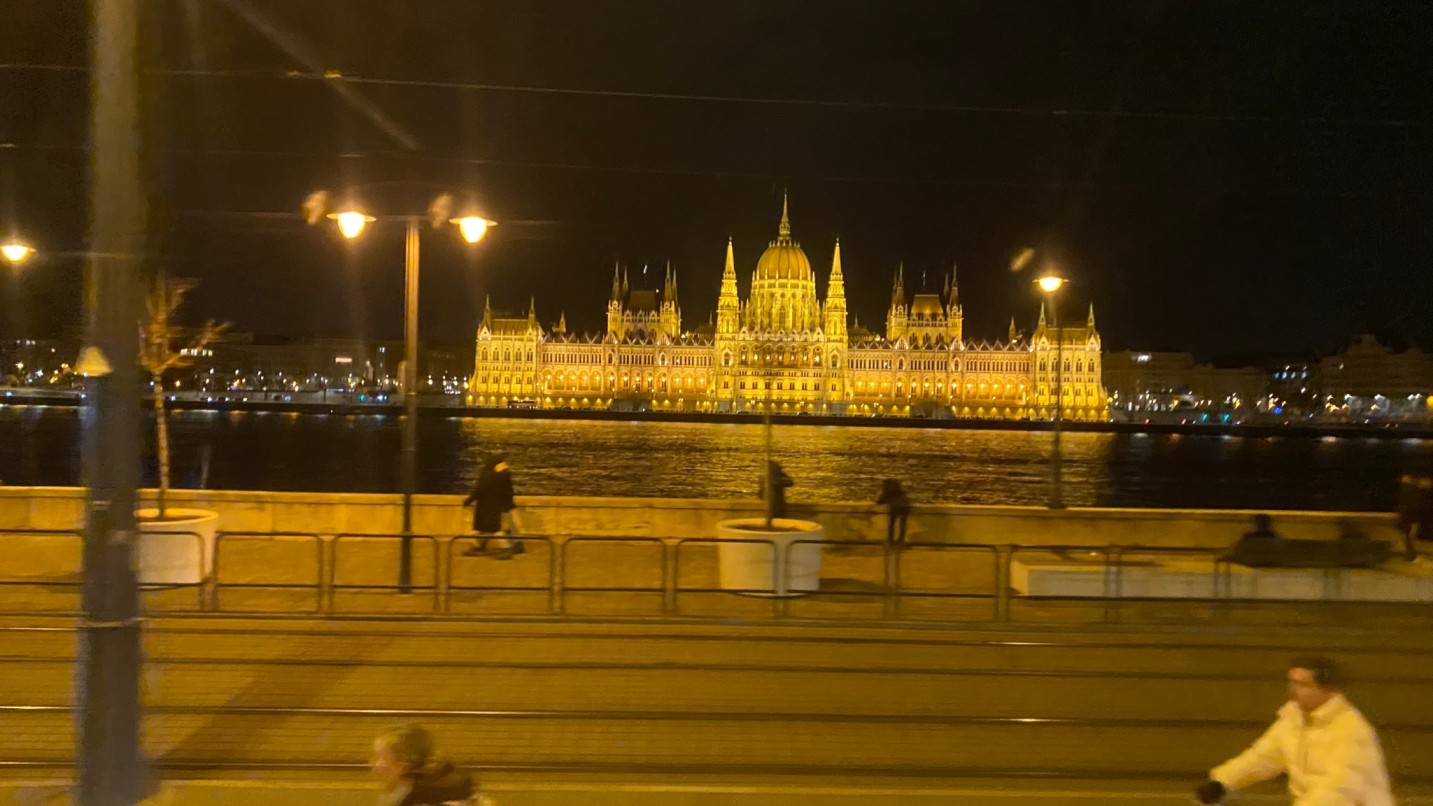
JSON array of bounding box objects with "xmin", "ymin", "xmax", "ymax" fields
[
  {"xmin": 550, "ymin": 537, "xmax": 565, "ymax": 615},
  {"xmin": 774, "ymin": 539, "xmax": 790, "ymax": 618},
  {"xmin": 882, "ymin": 541, "xmax": 899, "ymax": 620},
  {"xmin": 1104, "ymin": 545, "xmax": 1122, "ymax": 625},
  {"xmin": 995, "ymin": 545, "xmax": 1012, "ymax": 622},
  {"xmin": 661, "ymin": 539, "xmax": 678, "ymax": 615},
  {"xmin": 322, "ymin": 535, "xmax": 336, "ymax": 614}
]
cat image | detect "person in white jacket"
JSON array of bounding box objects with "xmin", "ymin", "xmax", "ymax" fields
[{"xmin": 1197, "ymin": 656, "xmax": 1394, "ymax": 805}]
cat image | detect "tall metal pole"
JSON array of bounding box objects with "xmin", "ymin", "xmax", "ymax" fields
[
  {"xmin": 399, "ymin": 217, "xmax": 420, "ymax": 590},
  {"xmin": 1049, "ymin": 294, "xmax": 1065, "ymax": 509},
  {"xmin": 78, "ymin": 0, "xmax": 147, "ymax": 803}
]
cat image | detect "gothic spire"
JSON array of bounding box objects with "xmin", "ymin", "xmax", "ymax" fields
[
  {"xmin": 892, "ymin": 262, "xmax": 906, "ymax": 306},
  {"xmin": 1087, "ymin": 302, "xmax": 1096, "ymax": 329},
  {"xmin": 610, "ymin": 263, "xmax": 621, "ymax": 301},
  {"xmin": 621, "ymin": 266, "xmax": 629, "ymax": 298},
  {"xmin": 827, "ymin": 238, "xmax": 846, "ymax": 301},
  {"xmin": 778, "ymin": 190, "xmax": 791, "ymax": 240},
  {"xmin": 1008, "ymin": 316, "xmax": 1018, "ymax": 343}
]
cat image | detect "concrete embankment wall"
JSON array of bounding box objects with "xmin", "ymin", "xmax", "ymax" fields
[{"xmin": 0, "ymin": 486, "xmax": 1399, "ymax": 550}]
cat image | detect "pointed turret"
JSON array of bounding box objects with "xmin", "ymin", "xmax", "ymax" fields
[
  {"xmin": 1008, "ymin": 316, "xmax": 1018, "ymax": 343},
  {"xmin": 1038, "ymin": 301, "xmax": 1047, "ymax": 328},
  {"xmin": 887, "ymin": 263, "xmax": 908, "ymax": 340},
  {"xmin": 621, "ymin": 267, "xmax": 629, "ymax": 298},
  {"xmin": 778, "ymin": 190, "xmax": 791, "ymax": 240},
  {"xmin": 824, "ymin": 238, "xmax": 847, "ymax": 338},
  {"xmin": 610, "ymin": 263, "xmax": 621, "ymax": 301},
  {"xmin": 949, "ymin": 262, "xmax": 959, "ymax": 307},
  {"xmin": 482, "ymin": 294, "xmax": 492, "ymax": 327},
  {"xmin": 557, "ymin": 311, "xmax": 567, "ymax": 334},
  {"xmin": 659, "ymin": 260, "xmax": 682, "ymax": 339},
  {"xmin": 892, "ymin": 263, "xmax": 906, "ymax": 306},
  {"xmin": 1087, "ymin": 302, "xmax": 1096, "ymax": 329},
  {"xmin": 716, "ymin": 236, "xmax": 741, "ymax": 336},
  {"xmin": 528, "ymin": 297, "xmax": 537, "ymax": 322}
]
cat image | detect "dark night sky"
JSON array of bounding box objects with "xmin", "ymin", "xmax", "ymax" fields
[{"xmin": 2, "ymin": 0, "xmax": 1430, "ymax": 361}]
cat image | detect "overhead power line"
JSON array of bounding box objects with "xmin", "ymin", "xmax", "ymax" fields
[
  {"xmin": 1, "ymin": 141, "xmax": 1410, "ymax": 199},
  {"xmin": 3, "ymin": 63, "xmax": 1427, "ymax": 129}
]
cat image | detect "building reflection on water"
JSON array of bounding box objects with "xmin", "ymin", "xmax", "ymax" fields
[{"xmin": 0, "ymin": 407, "xmax": 1427, "ymax": 512}]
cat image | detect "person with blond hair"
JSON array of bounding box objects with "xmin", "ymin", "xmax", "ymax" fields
[{"xmin": 371, "ymin": 724, "xmax": 475, "ymax": 806}]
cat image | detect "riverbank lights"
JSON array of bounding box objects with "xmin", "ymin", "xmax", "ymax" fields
[
  {"xmin": 454, "ymin": 216, "xmax": 495, "ymax": 244},
  {"xmin": 1036, "ymin": 274, "xmax": 1065, "ymax": 294},
  {"xmin": 331, "ymin": 210, "xmax": 374, "ymax": 240},
  {"xmin": 2, "ymin": 242, "xmax": 34, "ymax": 264}
]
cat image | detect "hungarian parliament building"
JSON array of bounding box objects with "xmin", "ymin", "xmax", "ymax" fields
[{"xmin": 468, "ymin": 199, "xmax": 1108, "ymax": 421}]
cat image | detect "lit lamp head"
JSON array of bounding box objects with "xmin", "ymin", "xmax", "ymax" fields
[
  {"xmin": 330, "ymin": 210, "xmax": 375, "ymax": 240},
  {"xmin": 454, "ymin": 216, "xmax": 495, "ymax": 244},
  {"xmin": 1036, "ymin": 274, "xmax": 1066, "ymax": 294},
  {"xmin": 2, "ymin": 242, "xmax": 34, "ymax": 265}
]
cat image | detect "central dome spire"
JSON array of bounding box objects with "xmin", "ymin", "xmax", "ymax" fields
[{"xmin": 754, "ymin": 192, "xmax": 811, "ymax": 281}]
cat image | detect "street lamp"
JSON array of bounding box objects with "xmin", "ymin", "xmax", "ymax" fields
[
  {"xmin": 2, "ymin": 241, "xmax": 35, "ymax": 265},
  {"xmin": 307, "ymin": 189, "xmax": 496, "ymax": 591},
  {"xmin": 1035, "ymin": 272, "xmax": 1067, "ymax": 509}
]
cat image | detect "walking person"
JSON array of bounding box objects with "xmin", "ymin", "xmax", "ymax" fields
[
  {"xmin": 761, "ymin": 460, "xmax": 794, "ymax": 520},
  {"xmin": 462, "ymin": 453, "xmax": 523, "ymax": 559},
  {"xmin": 1195, "ymin": 656, "xmax": 1393, "ymax": 805},
  {"xmin": 370, "ymin": 723, "xmax": 476, "ymax": 806},
  {"xmin": 1396, "ymin": 473, "xmax": 1433, "ymax": 562},
  {"xmin": 877, "ymin": 478, "xmax": 911, "ymax": 547}
]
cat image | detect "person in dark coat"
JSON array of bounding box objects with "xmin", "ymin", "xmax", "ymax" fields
[
  {"xmin": 463, "ymin": 453, "xmax": 519, "ymax": 557},
  {"xmin": 1224, "ymin": 513, "xmax": 1285, "ymax": 567},
  {"xmin": 1396, "ymin": 473, "xmax": 1433, "ymax": 561},
  {"xmin": 371, "ymin": 723, "xmax": 475, "ymax": 806},
  {"xmin": 877, "ymin": 478, "xmax": 912, "ymax": 547},
  {"xmin": 761, "ymin": 460, "xmax": 794, "ymax": 520}
]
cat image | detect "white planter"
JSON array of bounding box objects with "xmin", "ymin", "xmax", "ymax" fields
[
  {"xmin": 136, "ymin": 508, "xmax": 219, "ymax": 586},
  {"xmin": 716, "ymin": 518, "xmax": 823, "ymax": 596}
]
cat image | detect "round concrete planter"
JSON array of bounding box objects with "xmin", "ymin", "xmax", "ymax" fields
[
  {"xmin": 136, "ymin": 508, "xmax": 219, "ymax": 586},
  {"xmin": 716, "ymin": 518, "xmax": 823, "ymax": 596}
]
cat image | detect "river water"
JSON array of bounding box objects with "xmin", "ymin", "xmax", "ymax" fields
[{"xmin": 0, "ymin": 406, "xmax": 1428, "ymax": 511}]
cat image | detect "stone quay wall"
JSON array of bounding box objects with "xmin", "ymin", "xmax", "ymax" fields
[{"xmin": 0, "ymin": 486, "xmax": 1400, "ymax": 550}]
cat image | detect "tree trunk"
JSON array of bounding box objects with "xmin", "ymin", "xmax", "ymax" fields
[{"xmin": 152, "ymin": 379, "xmax": 168, "ymax": 518}]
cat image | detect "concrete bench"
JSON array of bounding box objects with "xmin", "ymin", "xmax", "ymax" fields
[{"xmin": 1011, "ymin": 558, "xmax": 1433, "ymax": 602}]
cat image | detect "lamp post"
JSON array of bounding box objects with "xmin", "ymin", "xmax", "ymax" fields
[
  {"xmin": 307, "ymin": 191, "xmax": 495, "ymax": 590},
  {"xmin": 1036, "ymin": 273, "xmax": 1066, "ymax": 510}
]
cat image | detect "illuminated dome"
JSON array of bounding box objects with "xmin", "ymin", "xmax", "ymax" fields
[{"xmin": 753, "ymin": 196, "xmax": 813, "ymax": 282}]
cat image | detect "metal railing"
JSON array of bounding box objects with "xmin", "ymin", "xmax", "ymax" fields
[{"xmin": 1, "ymin": 528, "xmax": 1429, "ymax": 626}]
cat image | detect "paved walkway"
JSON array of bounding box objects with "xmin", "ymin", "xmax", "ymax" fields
[{"xmin": 7, "ymin": 615, "xmax": 1433, "ymax": 791}]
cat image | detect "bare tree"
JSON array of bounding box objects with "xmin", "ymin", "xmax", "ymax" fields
[{"xmin": 138, "ymin": 277, "xmax": 227, "ymax": 518}]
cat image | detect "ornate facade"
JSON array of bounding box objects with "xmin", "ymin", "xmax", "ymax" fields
[{"xmin": 468, "ymin": 198, "xmax": 1108, "ymax": 421}]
